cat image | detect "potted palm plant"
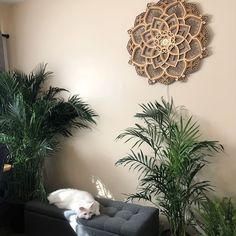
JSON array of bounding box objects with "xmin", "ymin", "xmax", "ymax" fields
[
  {"xmin": 198, "ymin": 197, "xmax": 236, "ymax": 236},
  {"xmin": 116, "ymin": 98, "xmax": 223, "ymax": 236},
  {"xmin": 0, "ymin": 64, "xmax": 97, "ymax": 231}
]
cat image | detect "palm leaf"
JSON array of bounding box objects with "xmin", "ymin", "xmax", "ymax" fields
[{"xmin": 115, "ymin": 150, "xmax": 156, "ymax": 178}]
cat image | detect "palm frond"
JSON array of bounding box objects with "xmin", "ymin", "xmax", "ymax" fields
[
  {"xmin": 117, "ymin": 123, "xmax": 153, "ymax": 149},
  {"xmin": 43, "ymin": 86, "xmax": 68, "ymax": 100},
  {"xmin": 115, "ymin": 150, "xmax": 156, "ymax": 178},
  {"xmin": 127, "ymin": 191, "xmax": 153, "ymax": 203},
  {"xmin": 44, "ymin": 95, "xmax": 97, "ymax": 137}
]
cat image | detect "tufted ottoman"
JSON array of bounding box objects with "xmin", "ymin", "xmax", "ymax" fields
[{"xmin": 25, "ymin": 198, "xmax": 159, "ymax": 236}]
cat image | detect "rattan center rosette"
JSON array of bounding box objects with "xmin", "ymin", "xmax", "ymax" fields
[{"xmin": 127, "ymin": 0, "xmax": 209, "ymax": 85}]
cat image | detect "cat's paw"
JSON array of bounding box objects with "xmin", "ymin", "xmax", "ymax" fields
[{"xmin": 95, "ymin": 210, "xmax": 100, "ymax": 216}]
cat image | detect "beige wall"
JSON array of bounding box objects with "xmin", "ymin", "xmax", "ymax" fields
[{"xmin": 5, "ymin": 0, "xmax": 236, "ymax": 199}]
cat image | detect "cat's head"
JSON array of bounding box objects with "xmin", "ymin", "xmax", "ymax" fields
[{"xmin": 77, "ymin": 201, "xmax": 99, "ymax": 219}]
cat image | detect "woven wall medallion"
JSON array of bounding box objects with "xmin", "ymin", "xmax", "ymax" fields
[{"xmin": 127, "ymin": 0, "xmax": 209, "ymax": 85}]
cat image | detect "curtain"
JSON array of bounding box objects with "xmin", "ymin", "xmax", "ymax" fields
[
  {"xmin": 0, "ymin": 32, "xmax": 8, "ymax": 72},
  {"xmin": 0, "ymin": 32, "xmax": 5, "ymax": 71}
]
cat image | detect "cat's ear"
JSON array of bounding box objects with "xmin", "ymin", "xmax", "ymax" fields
[{"xmin": 79, "ymin": 207, "xmax": 86, "ymax": 212}]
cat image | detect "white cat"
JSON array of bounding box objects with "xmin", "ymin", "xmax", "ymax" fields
[{"xmin": 47, "ymin": 188, "xmax": 100, "ymax": 219}]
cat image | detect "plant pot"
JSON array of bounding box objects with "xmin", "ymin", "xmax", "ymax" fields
[
  {"xmin": 161, "ymin": 229, "xmax": 191, "ymax": 236},
  {"xmin": 4, "ymin": 200, "xmax": 25, "ymax": 233}
]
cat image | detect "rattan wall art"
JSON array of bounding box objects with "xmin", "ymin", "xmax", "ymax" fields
[{"xmin": 127, "ymin": 0, "xmax": 209, "ymax": 85}]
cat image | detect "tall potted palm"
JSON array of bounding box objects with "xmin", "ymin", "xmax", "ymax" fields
[
  {"xmin": 116, "ymin": 98, "xmax": 223, "ymax": 236},
  {"xmin": 0, "ymin": 64, "xmax": 97, "ymax": 203}
]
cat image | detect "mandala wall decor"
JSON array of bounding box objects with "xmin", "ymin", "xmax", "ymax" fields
[{"xmin": 127, "ymin": 0, "xmax": 209, "ymax": 85}]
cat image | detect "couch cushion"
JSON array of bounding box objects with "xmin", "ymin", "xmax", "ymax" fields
[
  {"xmin": 25, "ymin": 200, "xmax": 75, "ymax": 220},
  {"xmin": 78, "ymin": 198, "xmax": 158, "ymax": 236}
]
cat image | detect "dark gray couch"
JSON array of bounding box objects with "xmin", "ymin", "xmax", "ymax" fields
[{"xmin": 25, "ymin": 198, "xmax": 159, "ymax": 236}]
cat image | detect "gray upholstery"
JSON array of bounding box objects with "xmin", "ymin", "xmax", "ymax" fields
[
  {"xmin": 78, "ymin": 198, "xmax": 158, "ymax": 236},
  {"xmin": 25, "ymin": 198, "xmax": 159, "ymax": 236},
  {"xmin": 25, "ymin": 201, "xmax": 77, "ymax": 236}
]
